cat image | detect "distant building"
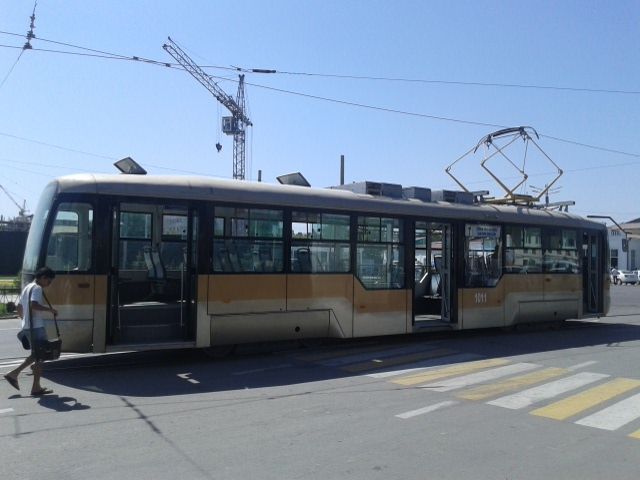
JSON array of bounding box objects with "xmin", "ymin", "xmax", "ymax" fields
[{"xmin": 607, "ymin": 217, "xmax": 640, "ymax": 270}]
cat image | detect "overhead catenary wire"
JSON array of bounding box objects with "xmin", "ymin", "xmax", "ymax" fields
[
  {"xmin": 0, "ymin": 132, "xmax": 114, "ymax": 159},
  {"xmin": 0, "ymin": 32, "xmax": 639, "ymax": 168},
  {"xmin": 229, "ymin": 66, "xmax": 640, "ymax": 96},
  {"xmin": 220, "ymin": 75, "xmax": 640, "ymax": 160},
  {"xmin": 0, "ymin": 131, "xmax": 234, "ymax": 178},
  {"xmin": 0, "ymin": 51, "xmax": 25, "ymax": 90},
  {"xmin": 242, "ymin": 78, "xmax": 505, "ymax": 129},
  {"xmin": 0, "ymin": 43, "xmax": 178, "ymax": 67},
  {"xmin": 2, "ymin": 29, "xmax": 639, "ymax": 96},
  {"xmin": 0, "ymin": 156, "xmax": 109, "ymax": 174}
]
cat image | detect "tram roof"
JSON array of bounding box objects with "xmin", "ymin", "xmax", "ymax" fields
[{"xmin": 51, "ymin": 174, "xmax": 604, "ymax": 230}]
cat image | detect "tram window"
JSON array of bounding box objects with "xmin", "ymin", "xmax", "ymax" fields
[
  {"xmin": 505, "ymin": 226, "xmax": 542, "ymax": 273},
  {"xmin": 213, "ymin": 217, "xmax": 224, "ymax": 237},
  {"xmin": 290, "ymin": 212, "xmax": 351, "ymax": 273},
  {"xmin": 357, "ymin": 245, "xmax": 404, "ymax": 289},
  {"xmin": 358, "ymin": 217, "xmax": 381, "ymax": 242},
  {"xmin": 213, "ymin": 207, "xmax": 284, "ymax": 273},
  {"xmin": 357, "ymin": 217, "xmax": 402, "ymax": 243},
  {"xmin": 356, "ymin": 216, "xmax": 404, "ymax": 289},
  {"xmin": 162, "ymin": 214, "xmax": 187, "ymax": 241},
  {"xmin": 381, "ymin": 218, "xmax": 402, "ymax": 243},
  {"xmin": 465, "ymin": 224, "xmax": 501, "ymax": 287},
  {"xmin": 119, "ymin": 212, "xmax": 152, "ymax": 270},
  {"xmin": 231, "ymin": 218, "xmax": 249, "ymax": 237},
  {"xmin": 120, "ymin": 212, "xmax": 151, "ymax": 239},
  {"xmin": 213, "ymin": 239, "xmax": 283, "ymax": 273},
  {"xmin": 250, "ymin": 209, "xmax": 283, "ymax": 238},
  {"xmin": 45, "ymin": 202, "xmax": 93, "ymax": 272},
  {"xmin": 160, "ymin": 214, "xmax": 188, "ymax": 272},
  {"xmin": 290, "ymin": 242, "xmax": 350, "ymax": 273},
  {"xmin": 543, "ymin": 228, "xmax": 580, "ymax": 273},
  {"xmin": 292, "ymin": 211, "xmax": 321, "ymax": 239},
  {"xmin": 322, "ymin": 213, "xmax": 350, "ymax": 240}
]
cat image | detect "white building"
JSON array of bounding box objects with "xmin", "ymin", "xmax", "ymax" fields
[{"xmin": 607, "ymin": 218, "xmax": 640, "ymax": 270}]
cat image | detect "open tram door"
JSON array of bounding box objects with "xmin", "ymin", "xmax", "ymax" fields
[
  {"xmin": 412, "ymin": 222, "xmax": 452, "ymax": 326},
  {"xmin": 107, "ymin": 202, "xmax": 198, "ymax": 348},
  {"xmin": 582, "ymin": 231, "xmax": 603, "ymax": 314}
]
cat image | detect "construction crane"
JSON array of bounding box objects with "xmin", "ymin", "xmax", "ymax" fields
[
  {"xmin": 163, "ymin": 37, "xmax": 252, "ymax": 180},
  {"xmin": 0, "ymin": 184, "xmax": 29, "ymax": 221}
]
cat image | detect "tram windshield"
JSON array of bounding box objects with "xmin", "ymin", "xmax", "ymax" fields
[{"xmin": 22, "ymin": 182, "xmax": 57, "ymax": 273}]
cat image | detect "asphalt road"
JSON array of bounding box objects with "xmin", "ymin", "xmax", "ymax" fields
[{"xmin": 2, "ymin": 287, "xmax": 640, "ymax": 480}]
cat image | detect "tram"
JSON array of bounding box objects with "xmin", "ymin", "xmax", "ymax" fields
[{"xmin": 21, "ymin": 174, "xmax": 609, "ymax": 353}]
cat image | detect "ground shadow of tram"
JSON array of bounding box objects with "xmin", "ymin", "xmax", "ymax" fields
[{"xmin": 40, "ymin": 319, "xmax": 640, "ymax": 398}]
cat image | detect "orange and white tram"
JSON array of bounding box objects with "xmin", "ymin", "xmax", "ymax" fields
[{"xmin": 21, "ymin": 174, "xmax": 609, "ymax": 353}]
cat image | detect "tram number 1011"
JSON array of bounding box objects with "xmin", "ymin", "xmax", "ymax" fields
[{"xmin": 474, "ymin": 292, "xmax": 488, "ymax": 304}]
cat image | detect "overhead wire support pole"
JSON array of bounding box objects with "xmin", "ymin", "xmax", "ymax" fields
[{"xmin": 162, "ymin": 37, "xmax": 252, "ymax": 180}]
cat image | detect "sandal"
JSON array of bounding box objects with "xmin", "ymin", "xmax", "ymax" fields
[
  {"xmin": 4, "ymin": 374, "xmax": 19, "ymax": 391},
  {"xmin": 31, "ymin": 388, "xmax": 53, "ymax": 396}
]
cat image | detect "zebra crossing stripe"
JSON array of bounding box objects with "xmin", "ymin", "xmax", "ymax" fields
[
  {"xmin": 391, "ymin": 358, "xmax": 510, "ymax": 386},
  {"xmin": 367, "ymin": 353, "xmax": 482, "ymax": 379},
  {"xmin": 575, "ymin": 392, "xmax": 640, "ymax": 431},
  {"xmin": 531, "ymin": 378, "xmax": 640, "ymax": 421},
  {"xmin": 422, "ymin": 363, "xmax": 540, "ymax": 392},
  {"xmin": 342, "ymin": 348, "xmax": 456, "ymax": 373},
  {"xmin": 566, "ymin": 361, "xmax": 598, "ymax": 371},
  {"xmin": 487, "ymin": 372, "xmax": 610, "ymax": 410},
  {"xmin": 457, "ymin": 367, "xmax": 568, "ymax": 401},
  {"xmin": 395, "ymin": 401, "xmax": 458, "ymax": 419}
]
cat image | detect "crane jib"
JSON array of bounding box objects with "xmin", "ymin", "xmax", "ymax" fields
[{"xmin": 163, "ymin": 37, "xmax": 251, "ymax": 180}]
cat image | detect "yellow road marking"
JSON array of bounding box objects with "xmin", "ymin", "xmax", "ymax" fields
[
  {"xmin": 457, "ymin": 367, "xmax": 568, "ymax": 401},
  {"xmin": 391, "ymin": 358, "xmax": 509, "ymax": 386},
  {"xmin": 531, "ymin": 378, "xmax": 640, "ymax": 420},
  {"xmin": 629, "ymin": 429, "xmax": 640, "ymax": 440},
  {"xmin": 342, "ymin": 348, "xmax": 456, "ymax": 373}
]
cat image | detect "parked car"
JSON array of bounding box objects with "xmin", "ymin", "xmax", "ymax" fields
[{"xmin": 610, "ymin": 268, "xmax": 638, "ymax": 285}]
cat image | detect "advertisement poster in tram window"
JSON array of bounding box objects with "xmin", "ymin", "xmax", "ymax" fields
[
  {"xmin": 163, "ymin": 215, "xmax": 188, "ymax": 240},
  {"xmin": 468, "ymin": 224, "xmax": 500, "ymax": 239}
]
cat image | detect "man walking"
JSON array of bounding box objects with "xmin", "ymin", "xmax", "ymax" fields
[{"xmin": 4, "ymin": 267, "xmax": 58, "ymax": 396}]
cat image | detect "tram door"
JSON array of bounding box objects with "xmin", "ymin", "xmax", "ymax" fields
[
  {"xmin": 583, "ymin": 232, "xmax": 602, "ymax": 313},
  {"xmin": 413, "ymin": 222, "xmax": 452, "ymax": 323},
  {"xmin": 109, "ymin": 202, "xmax": 197, "ymax": 345}
]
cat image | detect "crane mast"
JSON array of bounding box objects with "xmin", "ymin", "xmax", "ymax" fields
[{"xmin": 163, "ymin": 37, "xmax": 252, "ymax": 180}]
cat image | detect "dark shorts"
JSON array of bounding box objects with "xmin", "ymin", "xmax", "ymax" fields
[{"xmin": 29, "ymin": 327, "xmax": 48, "ymax": 358}]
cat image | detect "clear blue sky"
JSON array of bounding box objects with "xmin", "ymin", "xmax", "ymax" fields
[{"xmin": 1, "ymin": 0, "xmax": 638, "ymax": 223}]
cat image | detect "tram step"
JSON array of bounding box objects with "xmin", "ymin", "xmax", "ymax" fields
[
  {"xmin": 119, "ymin": 323, "xmax": 183, "ymax": 343},
  {"xmin": 119, "ymin": 303, "xmax": 183, "ymax": 326}
]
